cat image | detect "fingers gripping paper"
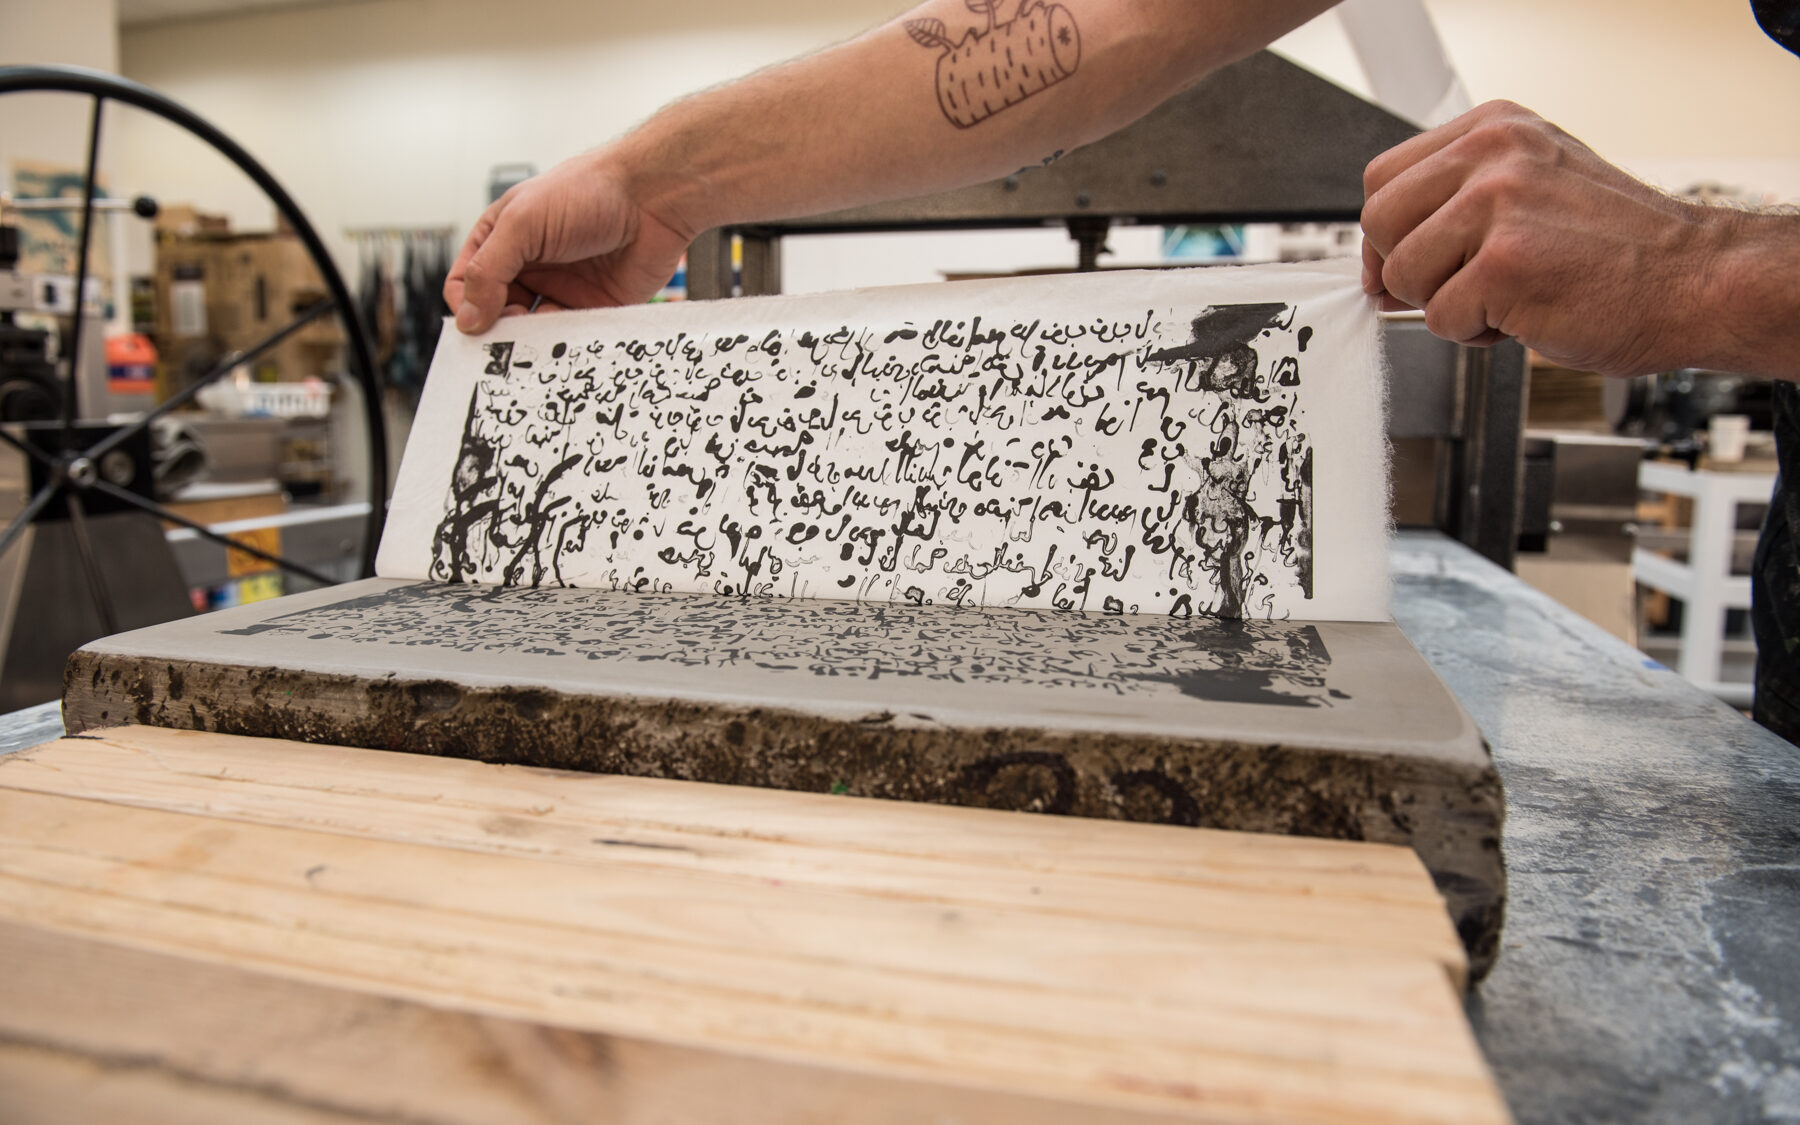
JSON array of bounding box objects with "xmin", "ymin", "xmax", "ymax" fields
[{"xmin": 380, "ymin": 260, "xmax": 1389, "ymax": 621}]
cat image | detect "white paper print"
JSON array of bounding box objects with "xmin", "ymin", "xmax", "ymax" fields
[{"xmin": 380, "ymin": 260, "xmax": 1389, "ymax": 621}]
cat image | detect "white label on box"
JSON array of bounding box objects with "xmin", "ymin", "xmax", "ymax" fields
[{"xmin": 171, "ymin": 279, "xmax": 207, "ymax": 338}]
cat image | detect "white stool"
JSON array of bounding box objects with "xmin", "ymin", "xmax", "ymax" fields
[{"xmin": 1634, "ymin": 461, "xmax": 1776, "ymax": 705}]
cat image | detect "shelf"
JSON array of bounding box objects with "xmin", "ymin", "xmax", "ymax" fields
[
  {"xmin": 1635, "ymin": 461, "xmax": 1774, "ymax": 701},
  {"xmin": 1632, "ymin": 548, "xmax": 1752, "ymax": 608}
]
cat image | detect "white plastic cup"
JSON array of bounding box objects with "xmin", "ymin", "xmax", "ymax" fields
[{"xmin": 1709, "ymin": 414, "xmax": 1751, "ymax": 463}]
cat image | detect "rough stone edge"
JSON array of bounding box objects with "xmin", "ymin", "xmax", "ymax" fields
[{"xmin": 64, "ymin": 650, "xmax": 1506, "ymax": 980}]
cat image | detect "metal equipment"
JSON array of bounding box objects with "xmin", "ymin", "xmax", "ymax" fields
[
  {"xmin": 685, "ymin": 50, "xmax": 1528, "ymax": 569},
  {"xmin": 0, "ymin": 64, "xmax": 389, "ymax": 710},
  {"xmin": 1517, "ymin": 431, "xmax": 1644, "ymax": 562}
]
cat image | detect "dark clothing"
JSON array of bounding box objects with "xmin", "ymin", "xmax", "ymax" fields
[
  {"xmin": 1753, "ymin": 0, "xmax": 1800, "ymax": 54},
  {"xmin": 1751, "ymin": 0, "xmax": 1800, "ymax": 742},
  {"xmin": 1754, "ymin": 385, "xmax": 1800, "ymax": 741}
]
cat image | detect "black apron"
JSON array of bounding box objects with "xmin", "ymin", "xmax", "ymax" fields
[
  {"xmin": 1750, "ymin": 1, "xmax": 1800, "ymax": 742},
  {"xmin": 1753, "ymin": 383, "xmax": 1800, "ymax": 741}
]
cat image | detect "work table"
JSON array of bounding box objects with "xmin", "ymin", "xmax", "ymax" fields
[
  {"xmin": 5, "ymin": 530, "xmax": 1796, "ymax": 1123},
  {"xmin": 1389, "ymin": 530, "xmax": 1799, "ymax": 1124}
]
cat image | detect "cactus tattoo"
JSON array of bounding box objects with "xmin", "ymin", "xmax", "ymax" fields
[{"xmin": 907, "ymin": 0, "xmax": 1082, "ymax": 129}]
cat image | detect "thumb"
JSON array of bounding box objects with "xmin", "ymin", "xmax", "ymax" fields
[{"xmin": 454, "ymin": 207, "xmax": 533, "ymax": 335}]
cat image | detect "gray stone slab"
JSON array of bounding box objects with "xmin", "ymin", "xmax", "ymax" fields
[
  {"xmin": 0, "ymin": 700, "xmax": 61, "ymax": 758},
  {"xmin": 1390, "ymin": 531, "xmax": 1800, "ymax": 1123},
  {"xmin": 63, "ymin": 577, "xmax": 1504, "ymax": 975}
]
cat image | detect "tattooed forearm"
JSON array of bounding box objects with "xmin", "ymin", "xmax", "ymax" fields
[{"xmin": 907, "ymin": 1, "xmax": 1082, "ymax": 129}]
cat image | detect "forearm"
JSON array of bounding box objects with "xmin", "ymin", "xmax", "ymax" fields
[
  {"xmin": 613, "ymin": 0, "xmax": 1337, "ymax": 237},
  {"xmin": 1691, "ymin": 206, "xmax": 1800, "ymax": 382},
  {"xmin": 445, "ymin": 0, "xmax": 1339, "ymax": 328}
]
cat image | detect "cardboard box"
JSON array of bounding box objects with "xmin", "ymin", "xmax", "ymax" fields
[
  {"xmin": 161, "ymin": 485, "xmax": 287, "ymax": 529},
  {"xmin": 213, "ymin": 235, "xmax": 343, "ymax": 380},
  {"xmin": 151, "ymin": 235, "xmax": 228, "ymax": 396},
  {"xmin": 161, "ymin": 485, "xmax": 287, "ymax": 580},
  {"xmin": 153, "ymin": 232, "xmax": 344, "ymax": 386},
  {"xmin": 152, "ymin": 204, "xmax": 230, "ymax": 240},
  {"xmin": 152, "ymin": 239, "xmax": 215, "ymax": 341}
]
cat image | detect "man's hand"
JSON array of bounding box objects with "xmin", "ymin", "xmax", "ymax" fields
[
  {"xmin": 1362, "ymin": 100, "xmax": 1746, "ymax": 378},
  {"xmin": 445, "ymin": 152, "xmax": 697, "ymax": 334}
]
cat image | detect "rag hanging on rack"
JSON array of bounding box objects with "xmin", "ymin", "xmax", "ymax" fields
[{"xmin": 348, "ymin": 226, "xmax": 453, "ymax": 402}]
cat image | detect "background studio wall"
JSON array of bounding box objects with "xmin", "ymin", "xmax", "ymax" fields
[{"xmin": 1, "ymin": 0, "xmax": 120, "ymax": 184}]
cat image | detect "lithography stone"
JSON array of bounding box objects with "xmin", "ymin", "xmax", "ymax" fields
[{"xmin": 63, "ymin": 577, "xmax": 1506, "ymax": 975}]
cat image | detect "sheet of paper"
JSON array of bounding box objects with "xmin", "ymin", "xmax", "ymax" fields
[{"xmin": 380, "ymin": 259, "xmax": 1389, "ymax": 621}]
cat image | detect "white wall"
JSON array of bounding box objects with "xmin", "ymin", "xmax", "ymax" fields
[
  {"xmin": 1, "ymin": 0, "xmax": 123, "ymax": 209},
  {"xmin": 1, "ymin": 0, "xmax": 139, "ymax": 311},
  {"xmin": 110, "ymin": 0, "xmax": 1800, "ymax": 292},
  {"xmin": 1274, "ymin": 0, "xmax": 1800, "ymax": 199},
  {"xmin": 115, "ymin": 0, "xmax": 913, "ymax": 282},
  {"xmin": 1428, "ymin": 0, "xmax": 1800, "ymax": 201}
]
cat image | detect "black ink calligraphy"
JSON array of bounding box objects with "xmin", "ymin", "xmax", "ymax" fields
[
  {"xmin": 222, "ymin": 582, "xmax": 1345, "ymax": 707},
  {"xmin": 425, "ymin": 295, "xmax": 1321, "ymax": 619}
]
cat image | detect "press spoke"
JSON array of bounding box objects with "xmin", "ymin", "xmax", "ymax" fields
[{"xmin": 89, "ymin": 478, "xmax": 337, "ymax": 587}]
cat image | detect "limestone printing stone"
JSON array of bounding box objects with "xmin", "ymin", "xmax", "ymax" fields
[{"xmin": 63, "ymin": 578, "xmax": 1506, "ymax": 976}]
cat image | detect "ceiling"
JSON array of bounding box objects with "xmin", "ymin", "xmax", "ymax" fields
[{"xmin": 117, "ymin": 0, "xmax": 374, "ymax": 29}]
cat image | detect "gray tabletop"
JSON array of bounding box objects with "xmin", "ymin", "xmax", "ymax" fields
[
  {"xmin": 1391, "ymin": 530, "xmax": 1800, "ymax": 1124},
  {"xmin": 6, "ymin": 531, "xmax": 1797, "ymax": 1123}
]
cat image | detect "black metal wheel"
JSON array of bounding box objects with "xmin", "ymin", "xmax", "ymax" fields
[{"xmin": 0, "ymin": 63, "xmax": 388, "ymax": 635}]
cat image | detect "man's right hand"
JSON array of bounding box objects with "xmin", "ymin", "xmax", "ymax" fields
[
  {"xmin": 1360, "ymin": 100, "xmax": 1800, "ymax": 381},
  {"xmin": 445, "ymin": 151, "xmax": 696, "ymax": 334}
]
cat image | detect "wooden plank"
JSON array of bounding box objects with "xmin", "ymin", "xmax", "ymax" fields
[
  {"xmin": 0, "ymin": 851, "xmax": 1478, "ymax": 1083},
  {"xmin": 0, "ymin": 726, "xmax": 1461, "ymax": 956},
  {"xmin": 0, "ymin": 1045, "xmax": 350, "ymax": 1125},
  {"xmin": 18, "ymin": 725, "xmax": 1438, "ymax": 880},
  {"xmin": 0, "ymin": 788, "xmax": 1450, "ymax": 1007},
  {"xmin": 0, "ymin": 728, "xmax": 1509, "ymax": 1124},
  {"xmin": 0, "ymin": 920, "xmax": 1211, "ymax": 1125}
]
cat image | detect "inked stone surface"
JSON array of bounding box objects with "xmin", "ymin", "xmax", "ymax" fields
[{"xmin": 64, "ymin": 578, "xmax": 1505, "ymax": 974}]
